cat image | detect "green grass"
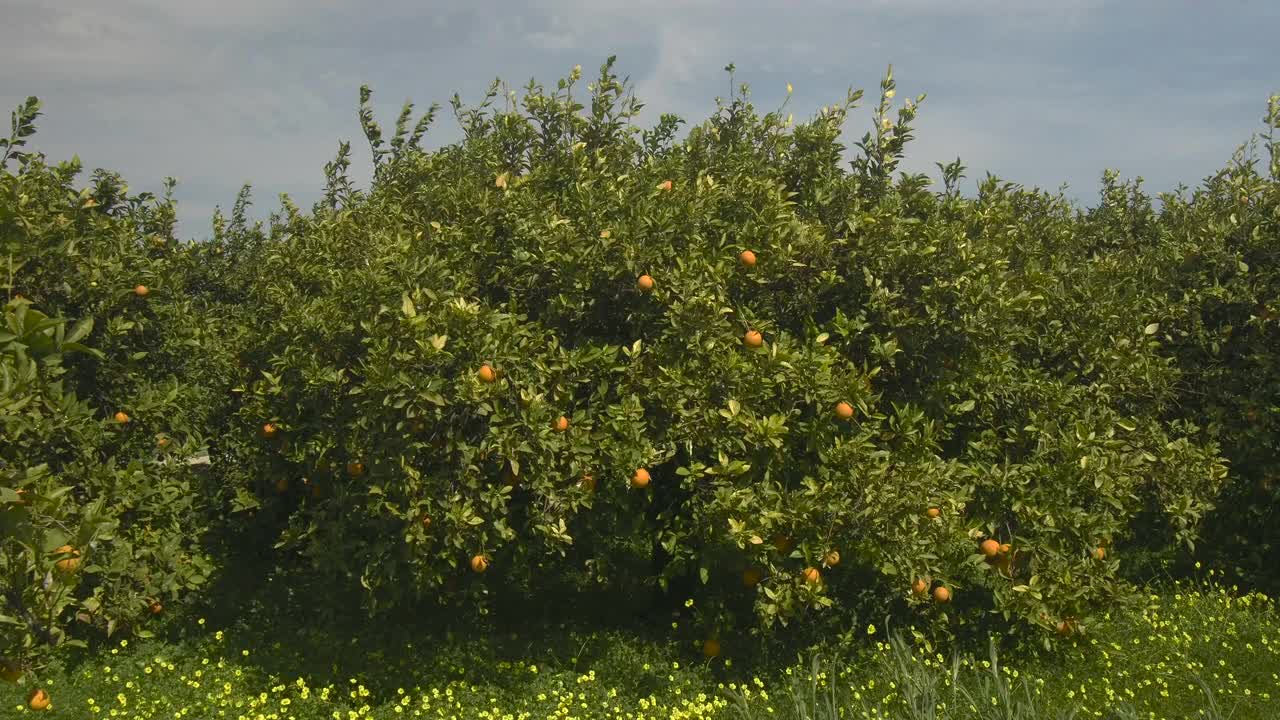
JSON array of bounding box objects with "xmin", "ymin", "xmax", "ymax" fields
[{"xmin": 9, "ymin": 574, "xmax": 1279, "ymax": 719}]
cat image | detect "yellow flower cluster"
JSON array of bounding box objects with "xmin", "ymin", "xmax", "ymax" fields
[{"xmin": 11, "ymin": 580, "xmax": 1277, "ymax": 719}]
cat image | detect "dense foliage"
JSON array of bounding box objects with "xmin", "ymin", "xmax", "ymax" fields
[{"xmin": 1, "ymin": 60, "xmax": 1277, "ymax": 688}]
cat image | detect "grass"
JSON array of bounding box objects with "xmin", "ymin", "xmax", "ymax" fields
[{"xmin": 8, "ymin": 574, "xmax": 1279, "ymax": 719}]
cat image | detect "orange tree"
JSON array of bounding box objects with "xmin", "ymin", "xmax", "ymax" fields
[
  {"xmin": 213, "ymin": 59, "xmax": 1234, "ymax": 645},
  {"xmin": 1124, "ymin": 94, "xmax": 1280, "ymax": 592},
  {"xmin": 0, "ymin": 99, "xmax": 225, "ymax": 680}
]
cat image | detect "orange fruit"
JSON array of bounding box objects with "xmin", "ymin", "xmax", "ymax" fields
[
  {"xmin": 261, "ymin": 422, "xmax": 279, "ymax": 439},
  {"xmin": 149, "ymin": 600, "xmax": 163, "ymax": 615},
  {"xmin": 742, "ymin": 568, "xmax": 763, "ymax": 587},
  {"xmin": 926, "ymin": 507, "xmax": 941, "ymax": 519},
  {"xmin": 980, "ymin": 539, "xmax": 1000, "ymax": 558},
  {"xmin": 999, "ymin": 543, "xmax": 1012, "ymax": 555},
  {"xmin": 470, "ymin": 554, "xmax": 489, "ymax": 573},
  {"xmin": 1092, "ymin": 546, "xmax": 1106, "ymax": 561},
  {"xmin": 114, "ymin": 411, "xmax": 130, "ymax": 424},
  {"xmin": 28, "ymin": 687, "xmax": 50, "ymax": 711},
  {"xmin": 421, "ymin": 514, "xmax": 432, "ymax": 529},
  {"xmin": 772, "ymin": 535, "xmax": 794, "ymax": 554},
  {"xmin": 911, "ymin": 578, "xmax": 929, "ymax": 596},
  {"xmin": 275, "ymin": 477, "xmax": 289, "ymax": 494},
  {"xmin": 834, "ymin": 401, "xmax": 854, "ymax": 420},
  {"xmin": 580, "ymin": 474, "xmax": 597, "ymax": 492},
  {"xmin": 702, "ymin": 638, "xmax": 721, "ymax": 658},
  {"xmin": 802, "ymin": 567, "xmax": 821, "ymax": 585},
  {"xmin": 631, "ymin": 468, "xmax": 651, "ymax": 489},
  {"xmin": 637, "ymin": 274, "xmax": 654, "ymax": 292},
  {"xmin": 823, "ymin": 550, "xmax": 840, "ymax": 567},
  {"xmin": 478, "ymin": 364, "xmax": 497, "ymax": 383},
  {"xmin": 743, "ymin": 330, "xmax": 763, "ymax": 348},
  {"xmin": 134, "ymin": 285, "xmax": 149, "ymax": 297},
  {"xmin": 554, "ymin": 415, "xmax": 570, "ymax": 432},
  {"xmin": 1056, "ymin": 619, "xmax": 1076, "ymax": 637},
  {"xmin": 657, "ymin": 179, "xmax": 673, "ymax": 191},
  {"xmin": 156, "ymin": 435, "xmax": 171, "ymax": 448},
  {"xmin": 932, "ymin": 586, "xmax": 952, "ymax": 604},
  {"xmin": 739, "ymin": 250, "xmax": 757, "ymax": 267},
  {"xmin": 53, "ymin": 545, "xmax": 80, "ymax": 574},
  {"xmin": 347, "ymin": 462, "xmax": 365, "ymax": 478}
]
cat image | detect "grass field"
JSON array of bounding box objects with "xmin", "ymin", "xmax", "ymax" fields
[{"xmin": 16, "ymin": 573, "xmax": 1277, "ymax": 719}]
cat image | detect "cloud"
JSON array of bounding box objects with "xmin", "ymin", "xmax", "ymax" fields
[{"xmin": 1, "ymin": 0, "xmax": 1275, "ymax": 237}]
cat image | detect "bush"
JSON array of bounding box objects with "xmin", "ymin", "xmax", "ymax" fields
[
  {"xmin": 210, "ymin": 60, "xmax": 1242, "ymax": 642},
  {"xmin": 0, "ymin": 99, "xmax": 225, "ymax": 681}
]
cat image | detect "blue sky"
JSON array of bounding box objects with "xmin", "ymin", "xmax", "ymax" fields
[{"xmin": 2, "ymin": 0, "xmax": 1276, "ymax": 240}]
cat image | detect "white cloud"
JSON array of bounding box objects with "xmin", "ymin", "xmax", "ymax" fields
[{"xmin": 1, "ymin": 0, "xmax": 1273, "ymax": 236}]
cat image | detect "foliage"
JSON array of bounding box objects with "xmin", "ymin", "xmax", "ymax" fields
[
  {"xmin": 209, "ymin": 59, "xmax": 1256, "ymax": 644},
  {"xmin": 0, "ymin": 99, "xmax": 225, "ymax": 681},
  {"xmin": 0, "ymin": 60, "xmax": 1276, "ymax": 682}
]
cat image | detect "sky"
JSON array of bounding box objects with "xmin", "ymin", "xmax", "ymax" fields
[{"xmin": 2, "ymin": 0, "xmax": 1277, "ymax": 241}]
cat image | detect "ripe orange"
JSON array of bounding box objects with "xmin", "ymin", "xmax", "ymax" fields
[
  {"xmin": 702, "ymin": 638, "xmax": 721, "ymax": 658},
  {"xmin": 823, "ymin": 550, "xmax": 840, "ymax": 567},
  {"xmin": 554, "ymin": 415, "xmax": 570, "ymax": 432},
  {"xmin": 347, "ymin": 462, "xmax": 365, "ymax": 478},
  {"xmin": 637, "ymin": 274, "xmax": 654, "ymax": 292},
  {"xmin": 156, "ymin": 435, "xmax": 171, "ymax": 448},
  {"xmin": 478, "ymin": 364, "xmax": 497, "ymax": 383},
  {"xmin": 53, "ymin": 545, "xmax": 80, "ymax": 574},
  {"xmin": 772, "ymin": 535, "xmax": 794, "ymax": 555},
  {"xmin": 470, "ymin": 554, "xmax": 489, "ymax": 573},
  {"xmin": 114, "ymin": 411, "xmax": 130, "ymax": 424},
  {"xmin": 134, "ymin": 285, "xmax": 149, "ymax": 297},
  {"xmin": 149, "ymin": 600, "xmax": 163, "ymax": 615},
  {"xmin": 261, "ymin": 422, "xmax": 279, "ymax": 439},
  {"xmin": 275, "ymin": 477, "xmax": 289, "ymax": 494},
  {"xmin": 926, "ymin": 507, "xmax": 941, "ymax": 519},
  {"xmin": 802, "ymin": 567, "xmax": 821, "ymax": 584},
  {"xmin": 657, "ymin": 179, "xmax": 673, "ymax": 191},
  {"xmin": 743, "ymin": 330, "xmax": 763, "ymax": 348},
  {"xmin": 1092, "ymin": 546, "xmax": 1106, "ymax": 561},
  {"xmin": 580, "ymin": 474, "xmax": 597, "ymax": 492},
  {"xmin": 28, "ymin": 687, "xmax": 50, "ymax": 711},
  {"xmin": 834, "ymin": 401, "xmax": 854, "ymax": 420},
  {"xmin": 631, "ymin": 468, "xmax": 651, "ymax": 489},
  {"xmin": 742, "ymin": 568, "xmax": 763, "ymax": 587},
  {"xmin": 999, "ymin": 543, "xmax": 1012, "ymax": 555},
  {"xmin": 911, "ymin": 578, "xmax": 929, "ymax": 596},
  {"xmin": 980, "ymin": 539, "xmax": 1000, "ymax": 558},
  {"xmin": 932, "ymin": 586, "xmax": 952, "ymax": 604},
  {"xmin": 739, "ymin": 250, "xmax": 757, "ymax": 267}
]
